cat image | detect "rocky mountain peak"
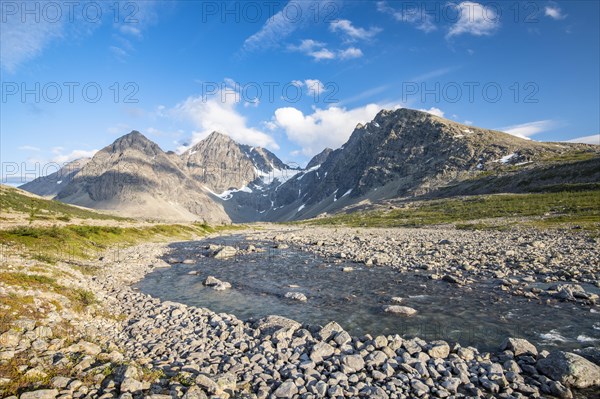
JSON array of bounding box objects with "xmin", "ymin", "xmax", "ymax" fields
[
  {"xmin": 306, "ymin": 148, "xmax": 333, "ymax": 169},
  {"xmin": 109, "ymin": 130, "xmax": 161, "ymax": 155}
]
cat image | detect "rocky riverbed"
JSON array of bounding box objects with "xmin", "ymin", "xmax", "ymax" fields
[{"xmin": 1, "ymin": 226, "xmax": 600, "ymax": 399}]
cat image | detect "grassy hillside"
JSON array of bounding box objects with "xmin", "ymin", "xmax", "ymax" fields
[
  {"xmin": 304, "ymin": 188, "xmax": 600, "ymax": 231},
  {"xmin": 0, "ymin": 185, "xmax": 125, "ymax": 222},
  {"xmin": 0, "ymin": 223, "xmax": 243, "ymax": 264}
]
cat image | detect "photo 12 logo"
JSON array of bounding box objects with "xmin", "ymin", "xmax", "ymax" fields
[
  {"xmin": 199, "ymin": 1, "xmax": 340, "ymax": 24},
  {"xmin": 401, "ymin": 81, "xmax": 539, "ymax": 104},
  {"xmin": 1, "ymin": 82, "xmax": 139, "ymax": 104},
  {"xmin": 1, "ymin": 1, "xmax": 139, "ymax": 24}
]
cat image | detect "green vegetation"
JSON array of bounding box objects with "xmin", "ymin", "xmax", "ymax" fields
[
  {"xmin": 0, "ymin": 186, "xmax": 126, "ymax": 221},
  {"xmin": 540, "ymin": 150, "xmax": 599, "ymax": 164},
  {"xmin": 0, "ymin": 223, "xmax": 226, "ymax": 262},
  {"xmin": 0, "ymin": 272, "xmax": 97, "ymax": 313},
  {"xmin": 304, "ymin": 190, "xmax": 600, "ymax": 230}
]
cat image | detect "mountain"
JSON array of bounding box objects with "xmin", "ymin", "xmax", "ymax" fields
[
  {"xmin": 252, "ymin": 108, "xmax": 599, "ymax": 220},
  {"xmin": 20, "ymin": 158, "xmax": 90, "ymax": 198},
  {"xmin": 19, "ymin": 109, "xmax": 599, "ymax": 222},
  {"xmin": 54, "ymin": 131, "xmax": 230, "ymax": 223},
  {"xmin": 180, "ymin": 132, "xmax": 298, "ymax": 193},
  {"xmin": 306, "ymin": 148, "xmax": 333, "ymax": 169}
]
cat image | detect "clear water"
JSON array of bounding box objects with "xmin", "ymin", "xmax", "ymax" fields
[{"xmin": 135, "ymin": 236, "xmax": 600, "ymax": 352}]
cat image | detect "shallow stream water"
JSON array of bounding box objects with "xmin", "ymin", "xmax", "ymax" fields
[{"xmin": 135, "ymin": 236, "xmax": 600, "ymax": 352}]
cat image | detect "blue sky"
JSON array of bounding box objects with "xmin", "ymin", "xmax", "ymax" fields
[{"xmin": 1, "ymin": 0, "xmax": 599, "ymax": 184}]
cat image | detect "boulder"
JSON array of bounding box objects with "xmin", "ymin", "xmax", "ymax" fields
[
  {"xmin": 19, "ymin": 389, "xmax": 59, "ymax": 399},
  {"xmin": 284, "ymin": 292, "xmax": 307, "ymax": 302},
  {"xmin": 500, "ymin": 337, "xmax": 538, "ymax": 357},
  {"xmin": 537, "ymin": 351, "xmax": 600, "ymax": 388},
  {"xmin": 383, "ymin": 305, "xmax": 417, "ymax": 316},
  {"xmin": 273, "ymin": 380, "xmax": 298, "ymax": 398},
  {"xmin": 213, "ymin": 246, "xmax": 237, "ymax": 259}
]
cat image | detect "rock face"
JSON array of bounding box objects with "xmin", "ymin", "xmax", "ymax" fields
[
  {"xmin": 54, "ymin": 132, "xmax": 230, "ymax": 223},
  {"xmin": 263, "ymin": 108, "xmax": 599, "ymax": 220},
  {"xmin": 181, "ymin": 132, "xmax": 292, "ymax": 193},
  {"xmin": 306, "ymin": 147, "xmax": 333, "ymax": 169},
  {"xmin": 537, "ymin": 351, "xmax": 600, "ymax": 388},
  {"xmin": 19, "ymin": 109, "xmax": 599, "ymax": 222},
  {"xmin": 20, "ymin": 158, "xmax": 90, "ymax": 198}
]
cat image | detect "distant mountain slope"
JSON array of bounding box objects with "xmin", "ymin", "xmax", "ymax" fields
[
  {"xmin": 55, "ymin": 131, "xmax": 230, "ymax": 223},
  {"xmin": 180, "ymin": 131, "xmax": 298, "ymax": 193},
  {"xmin": 19, "ymin": 158, "xmax": 90, "ymax": 198},
  {"xmin": 18, "ymin": 109, "xmax": 599, "ymax": 222},
  {"xmin": 256, "ymin": 108, "xmax": 599, "ymax": 220}
]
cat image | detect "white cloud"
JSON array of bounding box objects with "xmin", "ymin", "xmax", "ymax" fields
[
  {"xmin": 171, "ymin": 88, "xmax": 279, "ymax": 152},
  {"xmin": 242, "ymin": 1, "xmax": 333, "ymax": 52},
  {"xmin": 118, "ymin": 25, "xmax": 143, "ymax": 38},
  {"xmin": 338, "ymin": 47, "xmax": 363, "ymax": 59},
  {"xmin": 447, "ymin": 2, "xmax": 500, "ymax": 38},
  {"xmin": 272, "ymin": 104, "xmax": 382, "ymax": 155},
  {"xmin": 18, "ymin": 145, "xmax": 41, "ymax": 152},
  {"xmin": 500, "ymin": 120, "xmax": 558, "ymax": 139},
  {"xmin": 0, "ymin": 11, "xmax": 64, "ymax": 72},
  {"xmin": 419, "ymin": 107, "xmax": 445, "ymax": 118},
  {"xmin": 329, "ymin": 19, "xmax": 382, "ymax": 41},
  {"xmin": 545, "ymin": 4, "xmax": 567, "ymax": 20},
  {"xmin": 564, "ymin": 134, "xmax": 600, "ymax": 145},
  {"xmin": 52, "ymin": 149, "xmax": 98, "ymax": 163},
  {"xmin": 376, "ymin": 1, "xmax": 436, "ymax": 33},
  {"xmin": 464, "ymin": 120, "xmax": 473, "ymax": 125},
  {"xmin": 290, "ymin": 40, "xmax": 363, "ymax": 61},
  {"xmin": 311, "ymin": 48, "xmax": 337, "ymax": 60},
  {"xmin": 303, "ymin": 79, "xmax": 326, "ymax": 96}
]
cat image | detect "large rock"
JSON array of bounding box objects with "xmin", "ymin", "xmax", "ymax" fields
[
  {"xmin": 0, "ymin": 330, "xmax": 21, "ymax": 347},
  {"xmin": 537, "ymin": 351, "xmax": 600, "ymax": 388},
  {"xmin": 203, "ymin": 276, "xmax": 222, "ymax": 286},
  {"xmin": 273, "ymin": 380, "xmax": 298, "ymax": 398},
  {"xmin": 253, "ymin": 315, "xmax": 301, "ymax": 336},
  {"xmin": 318, "ymin": 321, "xmax": 346, "ymax": 342},
  {"xmin": 341, "ymin": 354, "xmax": 365, "ymax": 373},
  {"xmin": 383, "ymin": 305, "xmax": 417, "ymax": 316},
  {"xmin": 500, "ymin": 337, "xmax": 538, "ymax": 357},
  {"xmin": 182, "ymin": 386, "xmax": 208, "ymax": 399},
  {"xmin": 310, "ymin": 342, "xmax": 334, "ymax": 363},
  {"xmin": 574, "ymin": 347, "xmax": 600, "ymax": 366},
  {"xmin": 428, "ymin": 340, "xmax": 450, "ymax": 359},
  {"xmin": 19, "ymin": 390, "xmax": 59, "ymax": 399},
  {"xmin": 284, "ymin": 292, "xmax": 307, "ymax": 302},
  {"xmin": 213, "ymin": 246, "xmax": 237, "ymax": 259}
]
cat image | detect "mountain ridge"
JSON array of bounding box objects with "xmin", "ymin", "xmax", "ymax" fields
[{"xmin": 20, "ymin": 108, "xmax": 600, "ymax": 222}]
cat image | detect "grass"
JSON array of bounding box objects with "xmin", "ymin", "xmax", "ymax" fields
[
  {"xmin": 540, "ymin": 150, "xmax": 599, "ymax": 164},
  {"xmin": 0, "ymin": 223, "xmax": 230, "ymax": 263},
  {"xmin": 0, "ymin": 272, "xmax": 97, "ymax": 314},
  {"xmin": 303, "ymin": 189, "xmax": 600, "ymax": 230},
  {"xmin": 0, "ymin": 185, "xmax": 126, "ymax": 222}
]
